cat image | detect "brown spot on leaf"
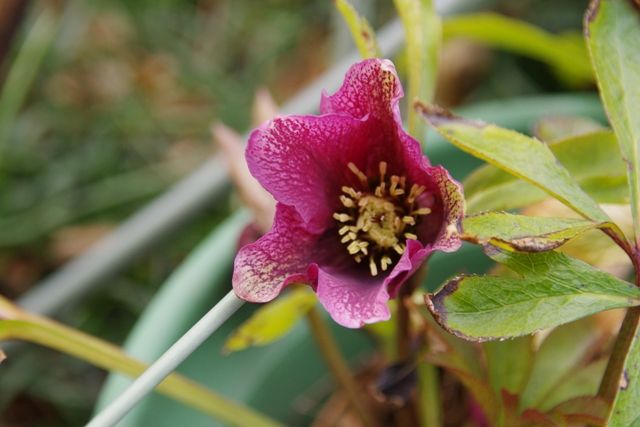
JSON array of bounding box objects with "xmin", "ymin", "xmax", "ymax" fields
[
  {"xmin": 620, "ymin": 369, "xmax": 630, "ymax": 390},
  {"xmin": 414, "ymin": 101, "xmax": 486, "ymax": 130},
  {"xmin": 424, "ymin": 276, "xmax": 493, "ymax": 342},
  {"xmin": 584, "ymin": 0, "xmax": 601, "ymax": 37}
]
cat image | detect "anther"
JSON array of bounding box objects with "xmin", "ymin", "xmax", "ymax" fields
[
  {"xmin": 333, "ymin": 213, "xmax": 353, "ymax": 222},
  {"xmin": 402, "ymin": 216, "xmax": 416, "ymax": 225},
  {"xmin": 381, "ymin": 256, "xmax": 392, "ymax": 271},
  {"xmin": 407, "ymin": 184, "xmax": 426, "ymax": 204},
  {"xmin": 348, "ymin": 162, "xmax": 368, "ymax": 187},
  {"xmin": 379, "ymin": 161, "xmax": 387, "ymax": 181},
  {"xmin": 347, "ymin": 241, "xmax": 361, "ymax": 255},
  {"xmin": 412, "ymin": 207, "xmax": 432, "ymax": 216},
  {"xmin": 341, "ymin": 232, "xmax": 356, "ymax": 243},
  {"xmin": 340, "ymin": 195, "xmax": 355, "ymax": 208},
  {"xmin": 389, "ymin": 176, "xmax": 405, "ymax": 196},
  {"xmin": 342, "ymin": 186, "xmax": 360, "ymax": 199},
  {"xmin": 338, "ymin": 226, "xmax": 350, "ymax": 235},
  {"xmin": 405, "ymin": 232, "xmax": 418, "ymax": 240},
  {"xmin": 369, "ymin": 256, "xmax": 378, "ymax": 276},
  {"xmin": 394, "ymin": 217, "xmax": 402, "ymax": 230},
  {"xmin": 393, "ymin": 243, "xmax": 405, "ymax": 255}
]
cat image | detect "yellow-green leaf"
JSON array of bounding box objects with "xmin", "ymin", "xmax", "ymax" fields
[
  {"xmin": 586, "ymin": 0, "xmax": 640, "ymax": 247},
  {"xmin": 463, "ymin": 212, "xmax": 606, "ymax": 252},
  {"xmin": 443, "ymin": 12, "xmax": 593, "ymax": 86},
  {"xmin": 417, "ymin": 104, "xmax": 610, "ymax": 223},
  {"xmin": 463, "ymin": 130, "xmax": 628, "ymax": 213},
  {"xmin": 520, "ymin": 317, "xmax": 601, "ymax": 410},
  {"xmin": 334, "ymin": 0, "xmax": 380, "ymax": 59},
  {"xmin": 484, "ymin": 336, "xmax": 534, "ymax": 395},
  {"xmin": 224, "ymin": 288, "xmax": 316, "ymax": 353}
]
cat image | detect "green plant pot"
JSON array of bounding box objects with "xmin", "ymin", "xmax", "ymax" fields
[{"xmin": 95, "ymin": 93, "xmax": 605, "ymax": 426}]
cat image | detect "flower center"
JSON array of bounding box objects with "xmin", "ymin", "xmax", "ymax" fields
[{"xmin": 333, "ymin": 161, "xmax": 432, "ymax": 276}]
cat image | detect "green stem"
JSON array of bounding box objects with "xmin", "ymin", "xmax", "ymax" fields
[
  {"xmin": 306, "ymin": 306, "xmax": 376, "ymax": 427},
  {"xmin": 418, "ymin": 362, "xmax": 442, "ymax": 427},
  {"xmin": 0, "ymin": 313, "xmax": 282, "ymax": 427},
  {"xmin": 597, "ymin": 306, "xmax": 640, "ymax": 406},
  {"xmin": 597, "ymin": 251, "xmax": 640, "ymax": 413}
]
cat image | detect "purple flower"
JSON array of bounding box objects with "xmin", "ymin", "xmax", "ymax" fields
[{"xmin": 232, "ymin": 58, "xmax": 464, "ymax": 328}]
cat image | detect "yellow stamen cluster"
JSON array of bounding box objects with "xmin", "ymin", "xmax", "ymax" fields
[{"xmin": 333, "ymin": 161, "xmax": 432, "ymax": 276}]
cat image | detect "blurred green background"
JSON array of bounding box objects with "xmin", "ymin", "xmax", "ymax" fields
[{"xmin": 0, "ymin": 0, "xmax": 592, "ymax": 425}]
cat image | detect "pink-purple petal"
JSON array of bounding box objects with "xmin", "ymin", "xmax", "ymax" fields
[
  {"xmin": 314, "ymin": 266, "xmax": 391, "ymax": 328},
  {"xmin": 233, "ymin": 58, "xmax": 466, "ymax": 328},
  {"xmin": 427, "ymin": 165, "xmax": 465, "ymax": 252},
  {"xmin": 320, "ymin": 58, "xmax": 402, "ymax": 122},
  {"xmin": 246, "ymin": 114, "xmax": 370, "ymax": 233},
  {"xmin": 314, "ymin": 239, "xmax": 433, "ymax": 328},
  {"xmin": 233, "ymin": 203, "xmax": 316, "ymax": 302}
]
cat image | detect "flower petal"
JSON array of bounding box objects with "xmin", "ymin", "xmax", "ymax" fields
[
  {"xmin": 246, "ymin": 114, "xmax": 374, "ymax": 232},
  {"xmin": 321, "ymin": 58, "xmax": 430, "ymax": 180},
  {"xmin": 386, "ymin": 238, "xmax": 433, "ymax": 297},
  {"xmin": 233, "ymin": 203, "xmax": 316, "ymax": 302},
  {"xmin": 320, "ymin": 58, "xmax": 402, "ymax": 122},
  {"xmin": 314, "ymin": 239, "xmax": 432, "ymax": 328},
  {"xmin": 314, "ymin": 266, "xmax": 391, "ymax": 328},
  {"xmin": 426, "ymin": 165, "xmax": 465, "ymax": 252}
]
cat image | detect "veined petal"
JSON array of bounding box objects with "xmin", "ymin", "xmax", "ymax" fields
[
  {"xmin": 321, "ymin": 58, "xmax": 429, "ymax": 176},
  {"xmin": 386, "ymin": 238, "xmax": 433, "ymax": 298},
  {"xmin": 314, "ymin": 266, "xmax": 391, "ymax": 328},
  {"xmin": 320, "ymin": 58, "xmax": 402, "ymax": 122},
  {"xmin": 314, "ymin": 239, "xmax": 432, "ymax": 328},
  {"xmin": 246, "ymin": 114, "xmax": 371, "ymax": 233},
  {"xmin": 233, "ymin": 203, "xmax": 316, "ymax": 302},
  {"xmin": 427, "ymin": 165, "xmax": 465, "ymax": 252}
]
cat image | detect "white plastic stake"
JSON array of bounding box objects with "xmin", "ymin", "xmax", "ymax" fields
[{"xmin": 86, "ymin": 291, "xmax": 244, "ymax": 427}]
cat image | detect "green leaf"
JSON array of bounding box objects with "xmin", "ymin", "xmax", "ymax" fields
[
  {"xmin": 463, "ymin": 212, "xmax": 602, "ymax": 252},
  {"xmin": 0, "ymin": 5, "xmax": 61, "ymax": 173},
  {"xmin": 334, "ymin": 0, "xmax": 381, "ymax": 59},
  {"xmin": 443, "ymin": 13, "xmax": 593, "ymax": 86},
  {"xmin": 484, "ymin": 336, "xmax": 534, "ymax": 395},
  {"xmin": 223, "ymin": 288, "xmax": 316, "ymax": 353},
  {"xmin": 586, "ymin": 0, "xmax": 640, "ymax": 245},
  {"xmin": 519, "ymin": 318, "xmax": 601, "ymax": 410},
  {"xmin": 533, "ymin": 115, "xmax": 603, "ymax": 142},
  {"xmin": 417, "ymin": 104, "xmax": 610, "ymax": 222},
  {"xmin": 538, "ymin": 358, "xmax": 607, "ymax": 411},
  {"xmin": 426, "ymin": 249, "xmax": 640, "ymax": 341},
  {"xmin": 463, "ymin": 130, "xmax": 628, "ymax": 213},
  {"xmin": 394, "ymin": 0, "xmax": 441, "ymax": 137}
]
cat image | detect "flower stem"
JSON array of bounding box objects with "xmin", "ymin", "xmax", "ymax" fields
[
  {"xmin": 418, "ymin": 362, "xmax": 442, "ymax": 427},
  {"xmin": 306, "ymin": 306, "xmax": 375, "ymax": 426},
  {"xmin": 396, "ymin": 278, "xmax": 421, "ymax": 426},
  {"xmin": 0, "ymin": 298, "xmax": 282, "ymax": 427},
  {"xmin": 397, "ymin": 287, "xmax": 412, "ymax": 361},
  {"xmin": 88, "ymin": 291, "xmax": 244, "ymax": 427},
  {"xmin": 597, "ymin": 306, "xmax": 640, "ymax": 405},
  {"xmin": 597, "ymin": 251, "xmax": 640, "ymax": 412}
]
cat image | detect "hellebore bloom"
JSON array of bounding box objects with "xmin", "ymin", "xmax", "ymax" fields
[{"xmin": 233, "ymin": 58, "xmax": 464, "ymax": 328}]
